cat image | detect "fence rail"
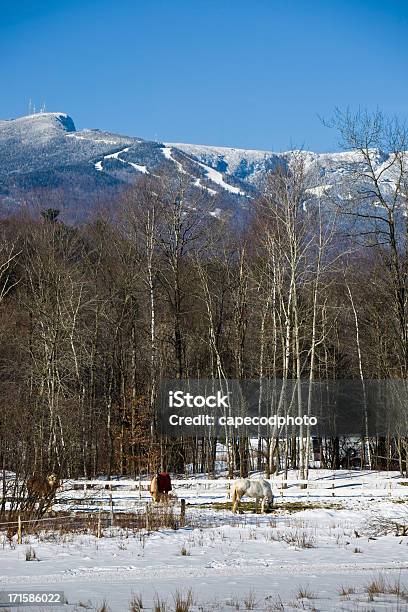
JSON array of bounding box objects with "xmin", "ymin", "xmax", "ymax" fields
[
  {"xmin": 2, "ymin": 477, "xmax": 408, "ymax": 512},
  {"xmin": 60, "ymin": 477, "xmax": 408, "ymax": 491}
]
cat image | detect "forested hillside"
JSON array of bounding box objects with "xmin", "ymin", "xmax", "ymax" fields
[{"xmin": 1, "ymin": 110, "xmax": 408, "ymax": 482}]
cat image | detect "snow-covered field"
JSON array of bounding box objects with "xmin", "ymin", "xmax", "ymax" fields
[{"xmin": 2, "ymin": 471, "xmax": 408, "ymax": 611}]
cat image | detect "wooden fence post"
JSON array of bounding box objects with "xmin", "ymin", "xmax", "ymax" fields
[
  {"xmin": 109, "ymin": 494, "xmax": 114, "ymax": 527},
  {"xmin": 180, "ymin": 499, "xmax": 186, "ymax": 527},
  {"xmin": 145, "ymin": 502, "xmax": 150, "ymax": 531},
  {"xmin": 97, "ymin": 509, "xmax": 102, "ymax": 538},
  {"xmin": 17, "ymin": 515, "xmax": 22, "ymax": 545}
]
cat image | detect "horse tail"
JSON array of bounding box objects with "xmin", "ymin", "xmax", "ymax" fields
[
  {"xmin": 231, "ymin": 483, "xmax": 238, "ymax": 504},
  {"xmin": 150, "ymin": 475, "xmax": 158, "ymax": 495}
]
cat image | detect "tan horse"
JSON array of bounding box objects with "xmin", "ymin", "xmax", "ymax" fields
[
  {"xmin": 27, "ymin": 474, "xmax": 60, "ymax": 499},
  {"xmin": 150, "ymin": 474, "xmax": 173, "ymax": 503},
  {"xmin": 150, "ymin": 474, "xmax": 164, "ymax": 503}
]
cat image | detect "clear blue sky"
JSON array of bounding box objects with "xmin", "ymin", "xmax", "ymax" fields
[{"xmin": 1, "ymin": 0, "xmax": 407, "ymax": 151}]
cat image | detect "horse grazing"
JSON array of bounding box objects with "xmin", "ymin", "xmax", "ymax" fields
[
  {"xmin": 27, "ymin": 474, "xmax": 59, "ymax": 499},
  {"xmin": 150, "ymin": 472, "xmax": 172, "ymax": 503},
  {"xmin": 231, "ymin": 478, "xmax": 274, "ymax": 514}
]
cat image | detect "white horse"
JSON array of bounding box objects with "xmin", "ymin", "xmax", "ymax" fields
[{"xmin": 231, "ymin": 478, "xmax": 274, "ymax": 514}]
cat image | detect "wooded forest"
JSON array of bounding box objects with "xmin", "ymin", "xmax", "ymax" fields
[{"xmin": 1, "ymin": 110, "xmax": 408, "ymax": 482}]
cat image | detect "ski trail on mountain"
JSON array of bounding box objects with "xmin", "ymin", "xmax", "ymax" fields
[
  {"xmin": 94, "ymin": 147, "xmax": 149, "ymax": 174},
  {"xmin": 161, "ymin": 146, "xmax": 245, "ymax": 195}
]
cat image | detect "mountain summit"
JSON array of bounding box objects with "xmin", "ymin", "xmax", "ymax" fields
[
  {"xmin": 0, "ymin": 112, "xmax": 76, "ymax": 142},
  {"xmin": 0, "ymin": 112, "xmax": 397, "ymax": 223}
]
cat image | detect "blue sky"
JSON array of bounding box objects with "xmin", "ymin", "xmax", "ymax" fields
[{"xmin": 1, "ymin": 0, "xmax": 407, "ymax": 151}]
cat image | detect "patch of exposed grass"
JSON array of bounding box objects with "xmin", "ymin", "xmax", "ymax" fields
[
  {"xmin": 276, "ymin": 500, "xmax": 343, "ymax": 513},
  {"xmin": 173, "ymin": 589, "xmax": 194, "ymax": 612},
  {"xmin": 277, "ymin": 527, "xmax": 316, "ymax": 548},
  {"xmin": 153, "ymin": 593, "xmax": 167, "ymax": 612},
  {"xmin": 365, "ymin": 574, "xmax": 408, "ymax": 602},
  {"xmin": 25, "ymin": 545, "xmax": 37, "ymax": 561},
  {"xmin": 243, "ymin": 590, "xmax": 257, "ymax": 609},
  {"xmin": 295, "ymin": 585, "xmax": 316, "ymax": 600},
  {"xmin": 264, "ymin": 595, "xmax": 285, "ymax": 611},
  {"xmin": 197, "ymin": 501, "xmax": 273, "ymax": 513},
  {"xmin": 129, "ymin": 593, "xmax": 143, "ymax": 612},
  {"xmin": 196, "ymin": 500, "xmax": 343, "ymax": 513},
  {"xmin": 338, "ymin": 585, "xmax": 356, "ymax": 598}
]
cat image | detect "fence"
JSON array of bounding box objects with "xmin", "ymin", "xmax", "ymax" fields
[
  {"xmin": 61, "ymin": 476, "xmax": 408, "ymax": 495},
  {"xmin": 2, "ymin": 476, "xmax": 408, "ymax": 518},
  {"xmin": 0, "ymin": 498, "xmax": 187, "ymax": 541},
  {"xmin": 1, "ymin": 474, "xmax": 408, "ymax": 537}
]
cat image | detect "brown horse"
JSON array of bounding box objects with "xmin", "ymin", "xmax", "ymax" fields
[
  {"xmin": 27, "ymin": 474, "xmax": 60, "ymax": 499},
  {"xmin": 150, "ymin": 472, "xmax": 172, "ymax": 503}
]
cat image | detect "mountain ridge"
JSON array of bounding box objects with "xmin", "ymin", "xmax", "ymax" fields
[{"xmin": 0, "ymin": 112, "xmax": 397, "ymax": 222}]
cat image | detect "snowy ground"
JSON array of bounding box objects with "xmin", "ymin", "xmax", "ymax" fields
[{"xmin": 1, "ymin": 471, "xmax": 408, "ymax": 611}]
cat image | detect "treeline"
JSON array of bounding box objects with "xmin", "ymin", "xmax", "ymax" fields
[{"xmin": 1, "ymin": 109, "xmax": 408, "ymax": 481}]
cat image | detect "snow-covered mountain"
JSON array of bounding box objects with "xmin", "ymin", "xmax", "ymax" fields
[{"xmin": 0, "ymin": 111, "xmax": 398, "ymax": 222}]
